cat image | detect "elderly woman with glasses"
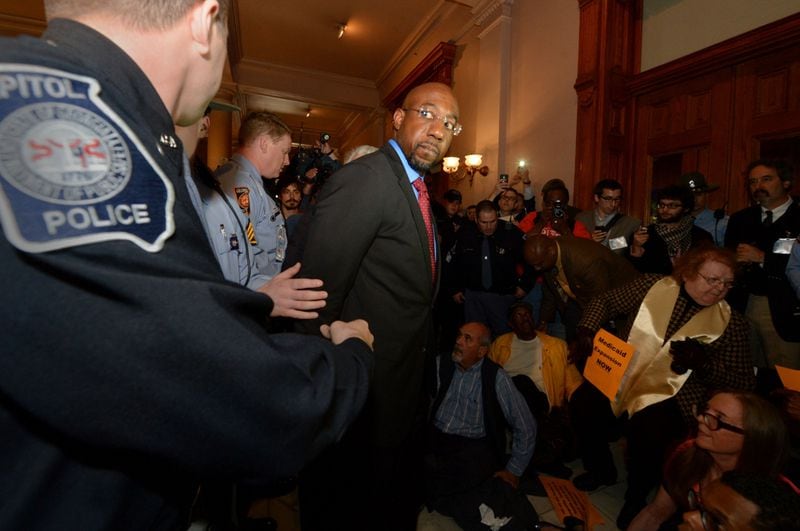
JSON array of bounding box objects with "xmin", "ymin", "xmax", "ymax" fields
[
  {"xmin": 629, "ymin": 391, "xmax": 792, "ymax": 530},
  {"xmin": 568, "ymin": 244, "xmax": 755, "ymax": 529}
]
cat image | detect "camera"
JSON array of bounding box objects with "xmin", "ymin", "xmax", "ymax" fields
[
  {"xmin": 552, "ymin": 199, "xmax": 565, "ymax": 219},
  {"xmin": 499, "ymin": 173, "xmax": 509, "ymax": 184},
  {"xmin": 289, "ymin": 133, "xmax": 341, "ymax": 186}
]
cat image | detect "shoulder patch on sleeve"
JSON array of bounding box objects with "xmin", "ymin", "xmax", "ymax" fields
[{"xmin": 0, "ymin": 64, "xmax": 174, "ymax": 253}]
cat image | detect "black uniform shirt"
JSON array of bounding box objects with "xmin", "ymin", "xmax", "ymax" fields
[{"xmin": 0, "ymin": 19, "xmax": 372, "ymax": 531}]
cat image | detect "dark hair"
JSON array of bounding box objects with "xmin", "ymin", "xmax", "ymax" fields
[
  {"xmin": 745, "ymin": 158, "xmax": 794, "ymax": 184},
  {"xmin": 663, "ymin": 391, "xmax": 788, "ymax": 509},
  {"xmin": 656, "ymin": 184, "xmax": 695, "ymax": 213},
  {"xmin": 671, "ymin": 244, "xmax": 738, "ymax": 284},
  {"xmin": 542, "ymin": 179, "xmax": 569, "ymax": 202},
  {"xmin": 593, "ymin": 179, "xmax": 623, "ymax": 197},
  {"xmin": 475, "ymin": 199, "xmax": 498, "ymax": 217},
  {"xmin": 719, "ymin": 471, "xmax": 800, "ymax": 531}
]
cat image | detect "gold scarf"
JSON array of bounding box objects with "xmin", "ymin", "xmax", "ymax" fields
[{"xmin": 612, "ymin": 277, "xmax": 730, "ymax": 417}]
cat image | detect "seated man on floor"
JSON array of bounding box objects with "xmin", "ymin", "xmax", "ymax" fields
[
  {"xmin": 425, "ymin": 322, "xmax": 538, "ymax": 530},
  {"xmin": 489, "ymin": 302, "xmax": 583, "ymax": 479}
]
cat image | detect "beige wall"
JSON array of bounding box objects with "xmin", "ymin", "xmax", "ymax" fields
[
  {"xmin": 641, "ymin": 0, "xmax": 800, "ymax": 70},
  {"xmin": 506, "ymin": 0, "xmax": 579, "ymax": 205},
  {"xmin": 438, "ymin": 1, "xmax": 580, "ymax": 207}
]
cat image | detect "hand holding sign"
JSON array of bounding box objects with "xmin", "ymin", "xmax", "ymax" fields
[{"xmin": 582, "ymin": 329, "xmax": 635, "ymax": 401}]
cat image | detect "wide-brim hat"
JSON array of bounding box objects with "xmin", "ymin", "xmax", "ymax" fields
[{"xmin": 680, "ymin": 171, "xmax": 719, "ymax": 193}]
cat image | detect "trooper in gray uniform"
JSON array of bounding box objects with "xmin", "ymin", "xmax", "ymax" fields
[
  {"xmin": 185, "ymin": 108, "xmax": 269, "ymax": 289},
  {"xmin": 214, "ymin": 111, "xmax": 291, "ymax": 279}
]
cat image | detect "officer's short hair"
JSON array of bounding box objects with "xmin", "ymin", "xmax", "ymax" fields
[
  {"xmin": 45, "ymin": 0, "xmax": 230, "ymax": 30},
  {"xmin": 239, "ymin": 111, "xmax": 291, "ymax": 146}
]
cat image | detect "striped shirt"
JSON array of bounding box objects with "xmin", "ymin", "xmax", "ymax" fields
[{"xmin": 433, "ymin": 358, "xmax": 536, "ymax": 476}]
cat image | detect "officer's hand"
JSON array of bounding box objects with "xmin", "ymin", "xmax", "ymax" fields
[
  {"xmin": 321, "ymin": 319, "xmax": 374, "ymax": 351},
  {"xmin": 669, "ymin": 337, "xmax": 708, "ymax": 374},
  {"xmin": 493, "ymin": 469, "xmax": 519, "ymax": 490},
  {"xmin": 258, "ymin": 263, "xmax": 327, "ymax": 319},
  {"xmin": 591, "ymin": 230, "xmax": 607, "ymax": 243},
  {"xmin": 453, "ymin": 292, "xmax": 465, "ymax": 304}
]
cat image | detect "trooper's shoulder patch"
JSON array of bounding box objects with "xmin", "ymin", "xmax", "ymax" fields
[{"xmin": 0, "ymin": 63, "xmax": 174, "ymax": 253}]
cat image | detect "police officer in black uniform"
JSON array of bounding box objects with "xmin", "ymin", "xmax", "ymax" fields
[{"xmin": 0, "ymin": 2, "xmax": 374, "ymax": 530}]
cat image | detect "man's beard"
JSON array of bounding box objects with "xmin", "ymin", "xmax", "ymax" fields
[
  {"xmin": 658, "ymin": 212, "xmax": 684, "ymax": 224},
  {"xmin": 282, "ymin": 200, "xmax": 300, "ymax": 209},
  {"xmin": 407, "ymin": 142, "xmax": 440, "ymax": 173}
]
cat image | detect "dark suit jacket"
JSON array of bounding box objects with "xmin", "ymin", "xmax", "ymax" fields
[
  {"xmin": 539, "ymin": 237, "xmax": 639, "ymax": 324},
  {"xmin": 298, "ymin": 143, "xmax": 435, "ymax": 447},
  {"xmin": 725, "ymin": 202, "xmax": 800, "ymax": 341}
]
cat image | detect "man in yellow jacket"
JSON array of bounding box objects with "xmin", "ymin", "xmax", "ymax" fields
[{"xmin": 488, "ymin": 302, "xmax": 583, "ymax": 478}]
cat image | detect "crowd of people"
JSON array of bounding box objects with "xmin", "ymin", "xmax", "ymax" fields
[{"xmin": 2, "ymin": 2, "xmax": 799, "ymax": 531}]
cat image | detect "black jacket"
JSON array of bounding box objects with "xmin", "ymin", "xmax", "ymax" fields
[{"xmin": 0, "ymin": 20, "xmax": 372, "ymax": 531}]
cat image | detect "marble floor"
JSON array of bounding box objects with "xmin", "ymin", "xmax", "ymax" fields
[{"xmin": 417, "ymin": 439, "xmax": 629, "ymax": 531}]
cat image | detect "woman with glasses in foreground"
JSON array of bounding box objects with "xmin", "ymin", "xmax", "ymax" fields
[
  {"xmin": 570, "ymin": 244, "xmax": 755, "ymax": 529},
  {"xmin": 628, "ymin": 391, "xmax": 792, "ymax": 530}
]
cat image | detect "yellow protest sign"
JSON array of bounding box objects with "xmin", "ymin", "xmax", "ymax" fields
[
  {"xmin": 539, "ymin": 476, "xmax": 605, "ymax": 530},
  {"xmin": 583, "ymin": 329, "xmax": 635, "ymax": 401},
  {"xmin": 776, "ymin": 365, "xmax": 800, "ymax": 392}
]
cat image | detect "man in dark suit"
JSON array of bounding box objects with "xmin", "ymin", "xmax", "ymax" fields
[
  {"xmin": 524, "ymin": 234, "xmax": 638, "ymax": 343},
  {"xmin": 725, "ymin": 158, "xmax": 800, "ymax": 369},
  {"xmin": 297, "ymin": 82, "xmax": 461, "ymax": 530}
]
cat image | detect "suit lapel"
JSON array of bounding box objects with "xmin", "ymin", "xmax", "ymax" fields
[{"xmin": 381, "ymin": 145, "xmax": 436, "ymax": 288}]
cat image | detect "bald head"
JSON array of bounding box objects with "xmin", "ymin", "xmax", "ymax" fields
[
  {"xmin": 524, "ymin": 235, "xmax": 558, "ymax": 271},
  {"xmin": 392, "ymin": 82, "xmax": 460, "ymax": 173}
]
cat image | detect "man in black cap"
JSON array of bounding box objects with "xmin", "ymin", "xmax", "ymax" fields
[{"xmin": 680, "ymin": 171, "xmax": 728, "ymax": 246}]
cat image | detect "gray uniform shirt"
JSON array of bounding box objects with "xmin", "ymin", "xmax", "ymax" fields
[{"xmin": 215, "ymin": 154, "xmax": 286, "ymax": 279}]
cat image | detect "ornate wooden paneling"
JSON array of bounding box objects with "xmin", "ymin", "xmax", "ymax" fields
[
  {"xmin": 731, "ymin": 39, "xmax": 800, "ymax": 212},
  {"xmin": 573, "ymin": 0, "xmax": 640, "ymax": 211},
  {"xmin": 625, "ymin": 11, "xmax": 800, "ymax": 220}
]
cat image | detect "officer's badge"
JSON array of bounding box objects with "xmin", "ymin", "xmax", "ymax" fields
[
  {"xmin": 234, "ymin": 187, "xmax": 251, "ymax": 215},
  {"xmin": 0, "ymin": 64, "xmax": 174, "ymax": 253}
]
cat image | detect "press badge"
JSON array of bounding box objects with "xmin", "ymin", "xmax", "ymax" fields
[
  {"xmin": 608, "ymin": 236, "xmax": 628, "ymax": 250},
  {"xmin": 0, "ymin": 64, "xmax": 174, "ymax": 253},
  {"xmin": 773, "ymin": 238, "xmax": 794, "ymax": 255}
]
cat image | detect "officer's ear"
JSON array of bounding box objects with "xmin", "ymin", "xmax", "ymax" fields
[{"xmin": 189, "ymin": 0, "xmax": 221, "ymax": 55}]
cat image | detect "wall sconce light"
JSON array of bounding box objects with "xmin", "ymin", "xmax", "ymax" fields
[
  {"xmin": 442, "ymin": 154, "xmax": 489, "ymax": 186},
  {"xmin": 337, "ymin": 23, "xmax": 347, "ymax": 39},
  {"xmin": 305, "ymin": 106, "xmax": 311, "ymax": 118}
]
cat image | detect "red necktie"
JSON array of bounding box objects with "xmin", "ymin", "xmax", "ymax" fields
[{"xmin": 412, "ymin": 177, "xmax": 436, "ymax": 280}]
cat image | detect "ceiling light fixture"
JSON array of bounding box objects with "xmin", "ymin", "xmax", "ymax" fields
[
  {"xmin": 442, "ymin": 154, "xmax": 489, "ymax": 186},
  {"xmin": 337, "ymin": 23, "xmax": 347, "ymax": 40}
]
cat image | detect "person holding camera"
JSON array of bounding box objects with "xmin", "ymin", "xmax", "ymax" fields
[
  {"xmin": 567, "ymin": 244, "xmax": 754, "ymax": 529},
  {"xmin": 517, "ymin": 180, "xmax": 591, "ymax": 239},
  {"xmin": 575, "ymin": 179, "xmax": 641, "ymax": 254},
  {"xmin": 629, "ymin": 184, "xmax": 713, "ymax": 275}
]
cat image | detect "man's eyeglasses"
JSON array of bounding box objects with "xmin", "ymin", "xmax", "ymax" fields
[
  {"xmin": 599, "ymin": 195, "xmax": 622, "ymax": 202},
  {"xmin": 697, "ymin": 272, "xmax": 735, "ymax": 290},
  {"xmin": 657, "ymin": 201, "xmax": 683, "ymax": 210},
  {"xmin": 692, "ymin": 404, "xmax": 745, "ymax": 434},
  {"xmin": 687, "ymin": 488, "xmax": 722, "ymax": 531},
  {"xmin": 403, "ymin": 107, "xmax": 462, "ymax": 136}
]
